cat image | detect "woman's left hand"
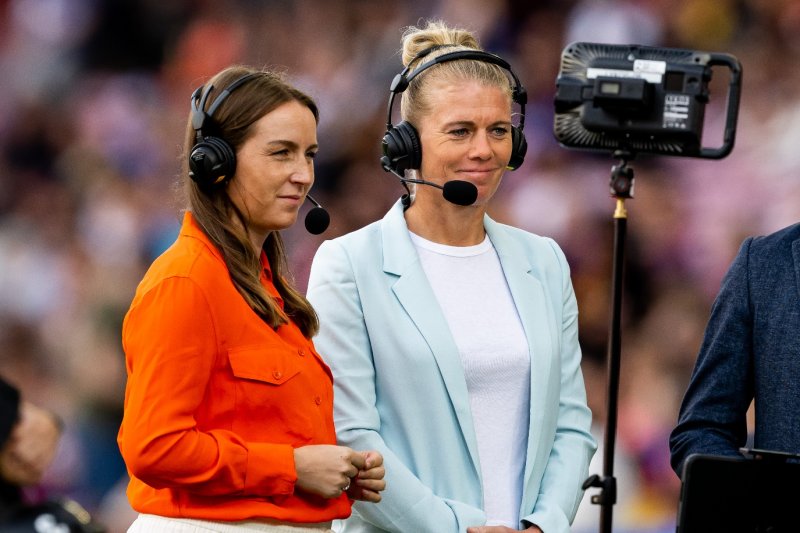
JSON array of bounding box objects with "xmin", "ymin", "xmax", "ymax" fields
[
  {"xmin": 467, "ymin": 526, "xmax": 543, "ymax": 533},
  {"xmin": 346, "ymin": 450, "xmax": 386, "ymax": 503}
]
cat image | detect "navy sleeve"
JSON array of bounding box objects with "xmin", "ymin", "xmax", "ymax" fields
[{"xmin": 669, "ymin": 238, "xmax": 754, "ymax": 476}]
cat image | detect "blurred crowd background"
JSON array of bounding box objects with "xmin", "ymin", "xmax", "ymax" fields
[{"xmin": 1, "ymin": 0, "xmax": 798, "ymax": 531}]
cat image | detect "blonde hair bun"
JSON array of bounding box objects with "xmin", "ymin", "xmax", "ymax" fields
[{"xmin": 401, "ymin": 20, "xmax": 481, "ymax": 67}]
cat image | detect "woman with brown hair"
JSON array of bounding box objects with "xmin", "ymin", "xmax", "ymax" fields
[{"xmin": 118, "ymin": 65, "xmax": 385, "ymax": 533}]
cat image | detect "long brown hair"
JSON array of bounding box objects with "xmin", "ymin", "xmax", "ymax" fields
[{"xmin": 181, "ymin": 65, "xmax": 320, "ymax": 337}]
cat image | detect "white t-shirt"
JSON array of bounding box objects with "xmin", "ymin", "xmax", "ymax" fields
[{"xmin": 410, "ymin": 231, "xmax": 531, "ymax": 527}]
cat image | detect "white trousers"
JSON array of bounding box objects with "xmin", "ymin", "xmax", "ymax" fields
[{"xmin": 128, "ymin": 514, "xmax": 334, "ymax": 533}]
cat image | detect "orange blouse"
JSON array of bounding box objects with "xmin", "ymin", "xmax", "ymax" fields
[{"xmin": 117, "ymin": 212, "xmax": 350, "ymax": 522}]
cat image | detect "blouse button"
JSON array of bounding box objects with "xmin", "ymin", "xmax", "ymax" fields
[
  {"xmin": 298, "ymin": 348, "xmax": 306, "ymax": 357},
  {"xmin": 314, "ymin": 396, "xmax": 322, "ymax": 405},
  {"xmin": 272, "ymin": 370, "xmax": 283, "ymax": 380}
]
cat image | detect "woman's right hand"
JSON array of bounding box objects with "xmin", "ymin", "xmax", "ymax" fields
[{"xmin": 293, "ymin": 445, "xmax": 365, "ymax": 499}]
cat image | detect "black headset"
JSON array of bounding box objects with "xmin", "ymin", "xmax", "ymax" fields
[
  {"xmin": 188, "ymin": 72, "xmax": 261, "ymax": 189},
  {"xmin": 381, "ymin": 48, "xmax": 528, "ymax": 176}
]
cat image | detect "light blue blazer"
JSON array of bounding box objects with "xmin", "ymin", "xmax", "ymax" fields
[{"xmin": 307, "ymin": 201, "xmax": 596, "ymax": 533}]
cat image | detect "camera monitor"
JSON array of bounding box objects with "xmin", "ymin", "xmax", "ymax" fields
[{"xmin": 553, "ymin": 42, "xmax": 742, "ymax": 159}]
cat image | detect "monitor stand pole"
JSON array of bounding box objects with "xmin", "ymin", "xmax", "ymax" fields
[{"xmin": 582, "ymin": 149, "xmax": 635, "ymax": 533}]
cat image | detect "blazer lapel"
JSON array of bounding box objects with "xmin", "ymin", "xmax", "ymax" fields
[
  {"xmin": 380, "ymin": 202, "xmax": 482, "ymax": 479},
  {"xmin": 485, "ymin": 217, "xmax": 555, "ymax": 489}
]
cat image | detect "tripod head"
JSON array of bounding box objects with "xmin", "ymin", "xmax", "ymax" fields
[{"xmin": 609, "ymin": 149, "xmax": 635, "ymax": 199}]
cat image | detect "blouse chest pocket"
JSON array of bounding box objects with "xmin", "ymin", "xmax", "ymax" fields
[{"xmin": 228, "ymin": 344, "xmax": 302, "ymax": 385}]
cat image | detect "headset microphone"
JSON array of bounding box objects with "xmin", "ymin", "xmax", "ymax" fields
[
  {"xmin": 380, "ymin": 158, "xmax": 478, "ymax": 207},
  {"xmin": 304, "ymin": 194, "xmax": 330, "ymax": 235},
  {"xmin": 442, "ymin": 180, "xmax": 479, "ymax": 206}
]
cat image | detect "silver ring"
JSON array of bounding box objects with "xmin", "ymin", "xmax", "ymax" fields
[{"xmin": 343, "ymin": 481, "xmax": 351, "ymax": 492}]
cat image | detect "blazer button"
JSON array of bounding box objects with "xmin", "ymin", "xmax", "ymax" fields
[
  {"xmin": 314, "ymin": 396, "xmax": 322, "ymax": 405},
  {"xmin": 272, "ymin": 370, "xmax": 283, "ymax": 380}
]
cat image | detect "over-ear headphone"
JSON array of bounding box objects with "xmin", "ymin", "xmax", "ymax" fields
[
  {"xmin": 381, "ymin": 48, "xmax": 528, "ymax": 176},
  {"xmin": 188, "ymin": 72, "xmax": 260, "ymax": 189}
]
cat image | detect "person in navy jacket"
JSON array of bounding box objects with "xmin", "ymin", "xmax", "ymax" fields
[{"xmin": 670, "ymin": 221, "xmax": 800, "ymax": 474}]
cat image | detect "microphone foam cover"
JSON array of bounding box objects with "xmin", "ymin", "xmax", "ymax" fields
[
  {"xmin": 442, "ymin": 180, "xmax": 478, "ymax": 206},
  {"xmin": 304, "ymin": 206, "xmax": 330, "ymax": 235}
]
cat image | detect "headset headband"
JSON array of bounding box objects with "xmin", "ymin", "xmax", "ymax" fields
[
  {"xmin": 191, "ymin": 72, "xmax": 261, "ymax": 141},
  {"xmin": 385, "ymin": 49, "xmax": 527, "ymax": 132}
]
